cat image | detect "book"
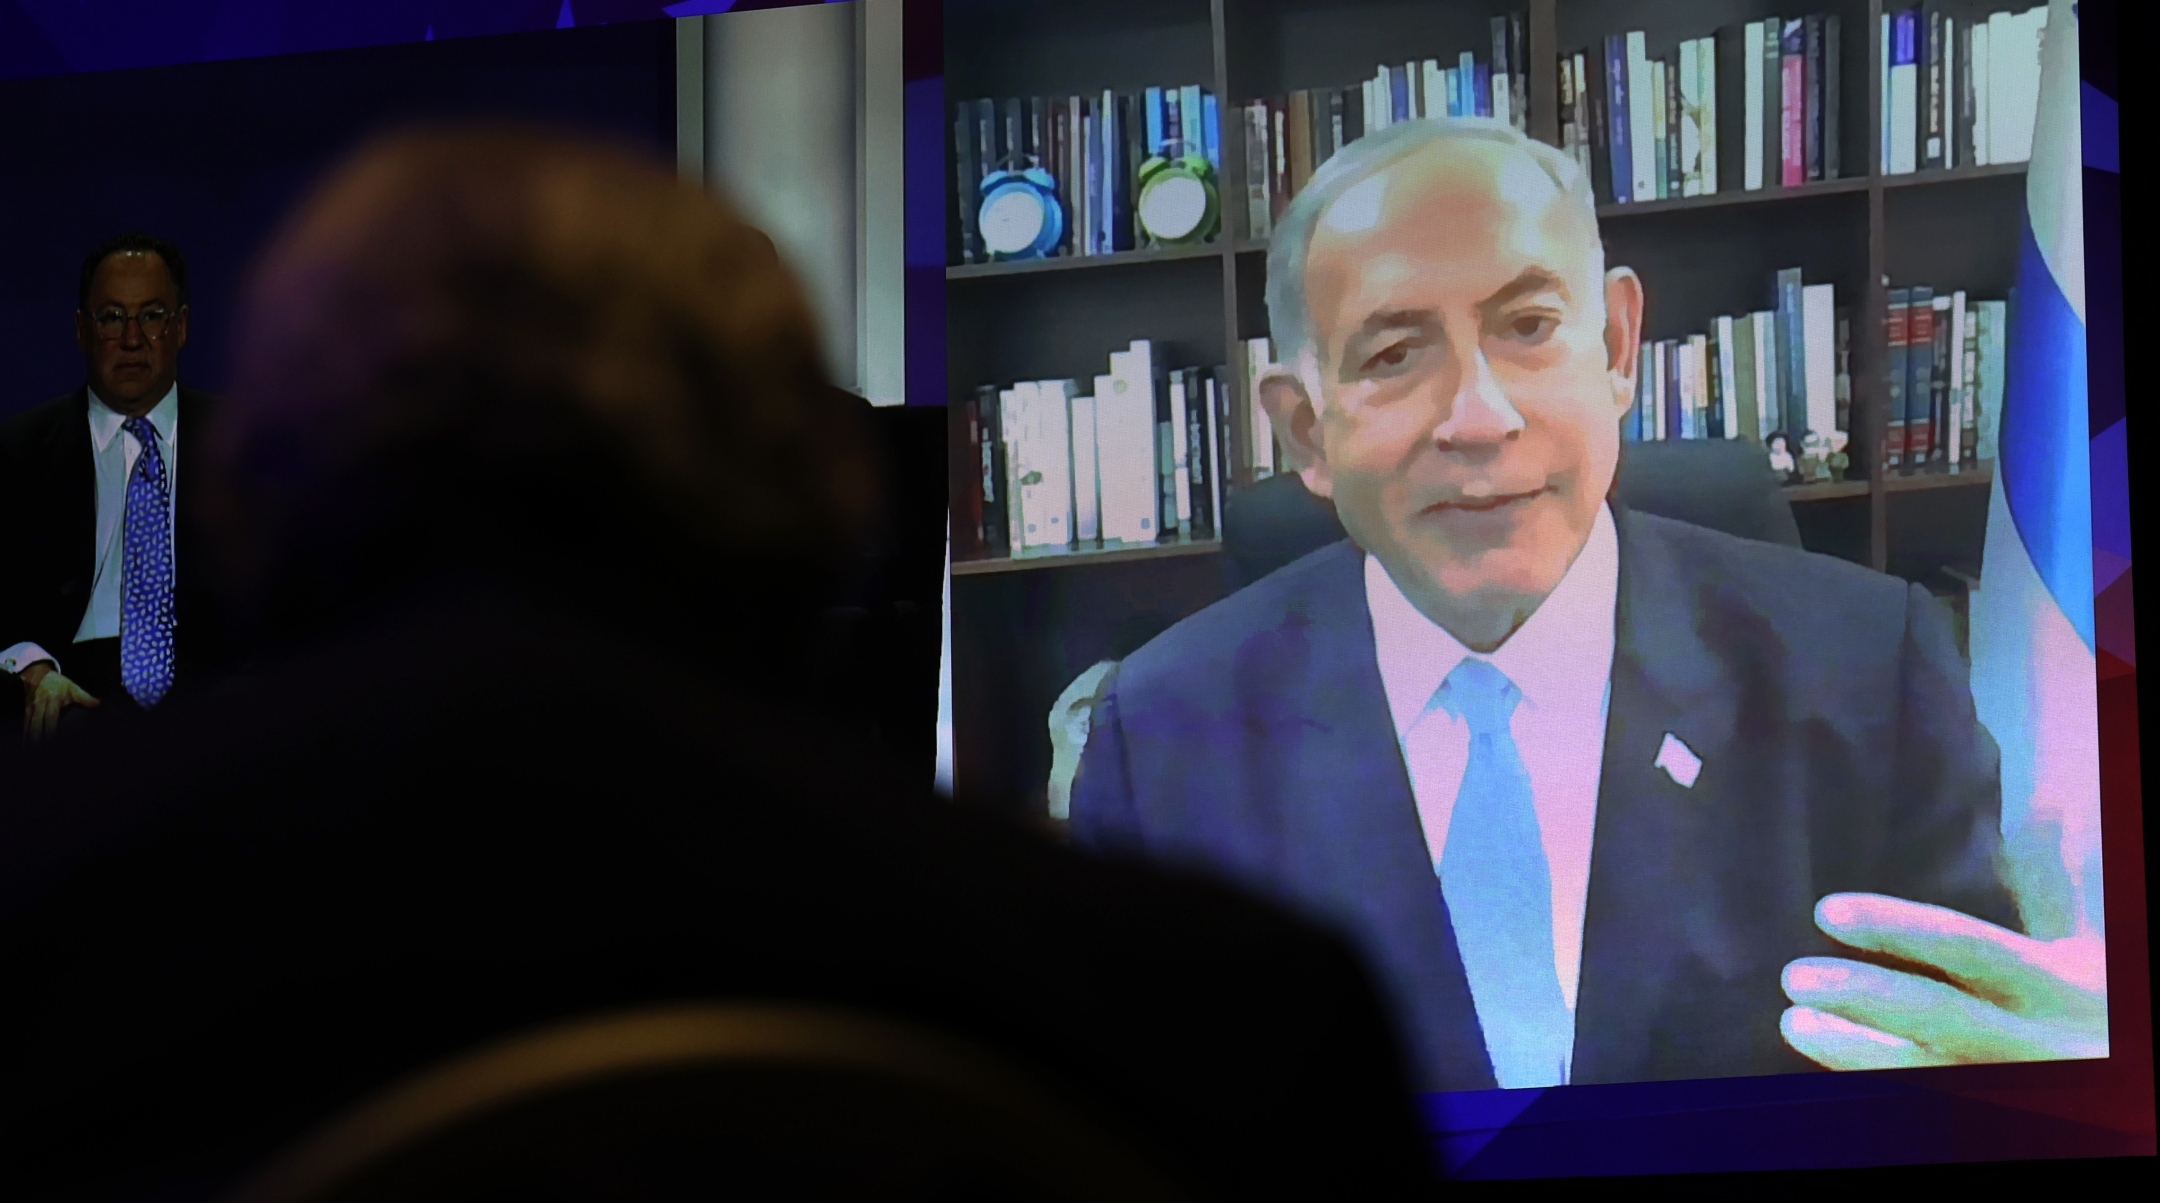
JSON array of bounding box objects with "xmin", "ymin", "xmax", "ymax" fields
[
  {"xmin": 1271, "ymin": 103, "xmax": 1288, "ymax": 222},
  {"xmin": 1927, "ymin": 294, "xmax": 1953, "ymax": 465},
  {"xmin": 1203, "ymin": 90, "xmax": 1221, "ymax": 171},
  {"xmin": 1885, "ymin": 288, "xmax": 1911, "ymax": 467},
  {"xmin": 1803, "ymin": 16, "xmax": 1824, "ymax": 182},
  {"xmin": 1941, "ymin": 16, "xmax": 1957, "ymax": 169},
  {"xmin": 1890, "ymin": 8, "xmax": 1919, "ymax": 173},
  {"xmin": 1958, "ymin": 301, "xmax": 1981, "ymax": 468},
  {"xmin": 1924, "ymin": 9, "xmax": 1946, "ymax": 170},
  {"xmin": 1905, "ymin": 285, "xmax": 1936, "ymax": 466},
  {"xmin": 1976, "ymin": 299, "xmax": 2006, "ymax": 460},
  {"xmin": 1758, "ymin": 306, "xmax": 1783, "ymax": 447},
  {"xmin": 1836, "ymin": 314, "xmax": 1852, "ymax": 436},
  {"xmin": 1102, "ymin": 346, "xmax": 1160, "ymax": 545},
  {"xmin": 1069, "ymin": 389, "xmax": 1101, "ymax": 543},
  {"xmin": 1716, "ymin": 314, "xmax": 1739, "ymax": 438},
  {"xmin": 1167, "ymin": 368, "xmax": 1193, "ymax": 536},
  {"xmin": 1775, "ymin": 267, "xmax": 1805, "ymax": 438},
  {"xmin": 1734, "ymin": 313, "xmax": 1761, "ymax": 442},
  {"xmin": 1680, "ymin": 38, "xmax": 1704, "ymax": 196},
  {"xmin": 1879, "ymin": 12, "xmax": 1893, "ymax": 173},
  {"xmin": 1560, "ymin": 47, "xmax": 1580, "ymax": 166},
  {"xmin": 1699, "ymin": 37, "xmax": 1719, "ymax": 193},
  {"xmin": 1510, "ymin": 12, "xmax": 1530, "ymax": 133},
  {"xmin": 1286, "ymin": 90, "xmax": 1313, "ymax": 199},
  {"xmin": 1627, "ymin": 31, "xmax": 1655, "ymax": 201},
  {"xmin": 1656, "ymin": 57, "xmax": 1674, "ymax": 199},
  {"xmin": 1208, "ymin": 369, "xmax": 1232, "ymax": 530},
  {"xmin": 1182, "ymin": 368, "xmax": 1216, "ymax": 538},
  {"xmin": 1244, "ymin": 103, "xmax": 1271, "ymax": 239},
  {"xmin": 974, "ymin": 384, "xmax": 1009, "ymax": 555},
  {"xmin": 1032, "ymin": 379, "xmax": 1077, "ymax": 549},
  {"xmin": 1742, "ymin": 22, "xmax": 1766, "ymax": 190},
  {"xmin": 1780, "ymin": 20, "xmax": 1806, "ymax": 187},
  {"xmin": 1608, "ymin": 34, "xmax": 1633, "ymax": 204},
  {"xmin": 1823, "ymin": 14, "xmax": 1841, "ymax": 180},
  {"xmin": 1972, "ymin": 19, "xmax": 1992, "ymax": 164},
  {"xmin": 954, "ymin": 105, "xmax": 982, "ymax": 263},
  {"xmin": 1955, "ymin": 20, "xmax": 1976, "ymax": 168},
  {"xmin": 1244, "ymin": 337, "xmax": 1275, "ymax": 479},
  {"xmin": 1762, "ymin": 14, "xmax": 1784, "ymax": 186},
  {"xmin": 1946, "ymin": 290, "xmax": 1969, "ymax": 469},
  {"xmin": 1802, "ymin": 282, "xmax": 1836, "ymax": 439}
]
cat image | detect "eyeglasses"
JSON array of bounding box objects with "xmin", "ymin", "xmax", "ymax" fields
[{"xmin": 89, "ymin": 306, "xmax": 179, "ymax": 342}]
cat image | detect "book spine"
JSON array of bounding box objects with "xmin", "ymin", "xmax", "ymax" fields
[
  {"xmin": 1699, "ymin": 37, "xmax": 1718, "ymax": 193},
  {"xmin": 1121, "ymin": 93, "xmax": 1144, "ymax": 250},
  {"xmin": 1070, "ymin": 388, "xmax": 1100, "ymax": 544},
  {"xmin": 1977, "ymin": 299, "xmax": 2006, "ymax": 459},
  {"xmin": 1890, "ymin": 9, "xmax": 1918, "ymax": 174},
  {"xmin": 1209, "ymin": 369, "xmax": 1232, "ymax": 527},
  {"xmin": 1156, "ymin": 369, "xmax": 1178, "ymax": 540},
  {"xmin": 1803, "ymin": 283, "xmax": 1837, "ymax": 439},
  {"xmin": 1627, "ymin": 31, "xmax": 1654, "ymax": 202},
  {"xmin": 1184, "ymin": 369, "xmax": 1214, "ymax": 538},
  {"xmin": 1038, "ymin": 380, "xmax": 1076, "ymax": 549},
  {"xmin": 1735, "ymin": 313, "xmax": 1761, "ymax": 442},
  {"xmin": 1700, "ymin": 331, "xmax": 1720, "ymax": 437},
  {"xmin": 1823, "ymin": 14, "xmax": 1841, "ymax": 179},
  {"xmin": 1244, "ymin": 337, "xmax": 1275, "ymax": 479},
  {"xmin": 1947, "ymin": 290, "xmax": 1968, "ymax": 469},
  {"xmin": 1905, "ymin": 285, "xmax": 1935, "ymax": 466},
  {"xmin": 1287, "ymin": 89, "xmax": 1312, "ymax": 199},
  {"xmin": 1680, "ymin": 39, "xmax": 1703, "ymax": 196},
  {"xmin": 1940, "ymin": 18, "xmax": 1955, "ymax": 170},
  {"xmin": 1717, "ymin": 314, "xmax": 1739, "ymax": 438},
  {"xmin": 1959, "ymin": 302, "xmax": 1980, "ymax": 468},
  {"xmin": 1803, "ymin": 15, "xmax": 1824, "ymax": 182},
  {"xmin": 1606, "ymin": 35, "xmax": 1631, "ymax": 204},
  {"xmin": 1181, "ymin": 83, "xmax": 1204, "ymax": 158},
  {"xmin": 1744, "ymin": 22, "xmax": 1765, "ymax": 190},
  {"xmin": 1928, "ymin": 294, "xmax": 1952, "ymax": 465},
  {"xmin": 1476, "ymin": 62, "xmax": 1493, "ymax": 121},
  {"xmin": 1559, "ymin": 47, "xmax": 1578, "ymax": 165},
  {"xmin": 1935, "ymin": 9, "xmax": 1952, "ymax": 168},
  {"xmin": 954, "ymin": 105, "xmax": 980, "ymax": 264},
  {"xmin": 1775, "ymin": 267, "xmax": 1805, "ymax": 438},
  {"xmin": 1659, "ymin": 57, "xmax": 1676, "ymax": 199},
  {"xmin": 1511, "ymin": 11, "xmax": 1530, "ymax": 133},
  {"xmin": 1245, "ymin": 104, "xmax": 1271, "ymax": 240},
  {"xmin": 1325, "ymin": 88, "xmax": 1345, "ymax": 167},
  {"xmin": 1879, "ymin": 12, "xmax": 1892, "ymax": 173},
  {"xmin": 1972, "ymin": 21, "xmax": 1991, "ymax": 165},
  {"xmin": 1390, "ymin": 63, "xmax": 1408, "ymax": 123},
  {"xmin": 1762, "ymin": 14, "xmax": 1784, "ymax": 187},
  {"xmin": 1956, "ymin": 21, "xmax": 1976, "ymax": 170},
  {"xmin": 1271, "ymin": 103, "xmax": 1288, "ymax": 220},
  {"xmin": 1203, "ymin": 90, "xmax": 1221, "ymax": 171},
  {"xmin": 1780, "ymin": 20, "xmax": 1805, "ymax": 186},
  {"xmin": 1885, "ymin": 288, "xmax": 1910, "ymax": 468}
]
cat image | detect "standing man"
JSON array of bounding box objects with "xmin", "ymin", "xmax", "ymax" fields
[{"xmin": 1, "ymin": 234, "xmax": 218, "ymax": 739}]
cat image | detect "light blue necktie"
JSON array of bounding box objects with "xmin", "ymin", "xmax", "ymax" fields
[
  {"xmin": 1434, "ymin": 658, "xmax": 1572, "ymax": 1088},
  {"xmin": 120, "ymin": 416, "xmax": 176, "ymax": 707}
]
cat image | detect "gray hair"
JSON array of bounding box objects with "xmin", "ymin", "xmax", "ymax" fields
[{"xmin": 1264, "ymin": 117, "xmax": 1603, "ymax": 369}]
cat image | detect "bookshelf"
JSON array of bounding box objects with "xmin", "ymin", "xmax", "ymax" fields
[{"xmin": 948, "ymin": 0, "xmax": 2025, "ymax": 810}]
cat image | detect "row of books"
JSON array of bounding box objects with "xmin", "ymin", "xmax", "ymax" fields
[
  {"xmin": 1882, "ymin": 6, "xmax": 2045, "ymax": 175},
  {"xmin": 1886, "ymin": 287, "xmax": 2006, "ymax": 472},
  {"xmin": 1241, "ymin": 13, "xmax": 1529, "ymax": 239},
  {"xmin": 955, "ymin": 341, "xmax": 1239, "ymax": 561},
  {"xmin": 951, "ymin": 86, "xmax": 1223, "ymax": 264},
  {"xmin": 1629, "ymin": 272, "xmax": 1847, "ymax": 448}
]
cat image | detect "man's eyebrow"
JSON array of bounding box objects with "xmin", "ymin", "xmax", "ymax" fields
[{"xmin": 1480, "ymin": 268, "xmax": 1571, "ymax": 311}]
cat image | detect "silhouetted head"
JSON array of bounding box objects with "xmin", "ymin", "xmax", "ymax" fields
[
  {"xmin": 76, "ymin": 232, "xmax": 192, "ymax": 417},
  {"xmin": 209, "ymin": 126, "xmax": 873, "ymax": 654}
]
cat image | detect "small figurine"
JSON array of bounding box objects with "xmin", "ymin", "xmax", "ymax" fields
[
  {"xmin": 1800, "ymin": 432, "xmax": 1831, "ymax": 482},
  {"xmin": 1766, "ymin": 431, "xmax": 1798, "ymax": 482},
  {"xmin": 1826, "ymin": 431, "xmax": 1851, "ymax": 481}
]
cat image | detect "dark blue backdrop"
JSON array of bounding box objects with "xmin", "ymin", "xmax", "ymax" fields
[{"xmin": 0, "ymin": 20, "xmax": 674, "ymax": 418}]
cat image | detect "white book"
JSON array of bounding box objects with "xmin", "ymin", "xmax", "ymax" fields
[
  {"xmin": 1745, "ymin": 21, "xmax": 1765, "ymax": 189},
  {"xmin": 1651, "ymin": 344, "xmax": 1667, "ymax": 440},
  {"xmin": 1942, "ymin": 19, "xmax": 1957, "ymax": 170},
  {"xmin": 1801, "ymin": 284, "xmax": 1836, "ymax": 440},
  {"xmin": 1990, "ymin": 9, "xmax": 2044, "ymax": 165},
  {"xmin": 1753, "ymin": 311, "xmax": 1776, "ymax": 438},
  {"xmin": 1699, "ymin": 37, "xmax": 1718, "ymax": 194},
  {"xmin": 1572, "ymin": 54, "xmax": 1592, "ymax": 176},
  {"xmin": 1021, "ymin": 380, "xmax": 1074, "ymax": 550},
  {"xmin": 2015, "ymin": 6, "xmax": 2047, "ymax": 163},
  {"xmin": 1494, "ymin": 69, "xmax": 1511, "ymax": 126},
  {"xmin": 1424, "ymin": 60, "xmax": 1445, "ymax": 120},
  {"xmin": 1245, "ymin": 336, "xmax": 1275, "ymax": 477},
  {"xmin": 1627, "ymin": 31, "xmax": 1656, "ymax": 201},
  {"xmin": 998, "ymin": 387, "xmax": 1026, "ymax": 548},
  {"xmin": 1716, "ymin": 314, "xmax": 1739, "ymax": 438},
  {"xmin": 1679, "ymin": 38, "xmax": 1703, "ymax": 196},
  {"xmin": 1099, "ymin": 355, "xmax": 1157, "ymax": 545},
  {"xmin": 1440, "ymin": 67, "xmax": 1456, "ymax": 119},
  {"xmin": 1890, "ymin": 29, "xmax": 1919, "ymax": 174},
  {"xmin": 1373, "ymin": 67, "xmax": 1391, "ymax": 130},
  {"xmin": 1879, "ymin": 13, "xmax": 1893, "ymax": 174},
  {"xmin": 1977, "ymin": 300, "xmax": 2008, "ymax": 460},
  {"xmin": 1069, "ymin": 390, "xmax": 1101, "ymax": 543},
  {"xmin": 1972, "ymin": 22, "xmax": 1991, "ymax": 165},
  {"xmin": 1166, "ymin": 370, "xmax": 1192, "ymax": 532},
  {"xmin": 1948, "ymin": 291, "xmax": 1969, "ymax": 468},
  {"xmin": 1649, "ymin": 58, "xmax": 1668, "ymax": 198}
]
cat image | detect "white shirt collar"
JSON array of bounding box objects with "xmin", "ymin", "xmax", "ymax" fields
[
  {"xmin": 87, "ymin": 384, "xmax": 180, "ymax": 453},
  {"xmin": 1367, "ymin": 502, "xmax": 1621, "ymax": 740}
]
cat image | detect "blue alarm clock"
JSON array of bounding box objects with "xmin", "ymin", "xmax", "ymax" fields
[{"xmin": 978, "ymin": 156, "xmax": 1065, "ymax": 261}]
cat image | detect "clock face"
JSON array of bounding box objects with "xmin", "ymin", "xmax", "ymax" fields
[
  {"xmin": 981, "ymin": 187, "xmax": 1047, "ymax": 255},
  {"xmin": 1139, "ymin": 173, "xmax": 1208, "ymax": 242}
]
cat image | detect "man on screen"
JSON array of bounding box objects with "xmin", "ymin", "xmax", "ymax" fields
[
  {"xmin": 1071, "ymin": 118, "xmax": 2107, "ymax": 1091},
  {"xmin": 1, "ymin": 234, "xmax": 221, "ymax": 739}
]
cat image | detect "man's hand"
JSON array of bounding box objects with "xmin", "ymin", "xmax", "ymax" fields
[
  {"xmin": 1780, "ymin": 892, "xmax": 2107, "ymax": 1070},
  {"xmin": 18, "ymin": 661, "xmax": 99, "ymax": 740}
]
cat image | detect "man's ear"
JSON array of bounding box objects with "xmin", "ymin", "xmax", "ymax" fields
[
  {"xmin": 1257, "ymin": 363, "xmax": 1332, "ymax": 498},
  {"xmin": 1602, "ymin": 266, "xmax": 1645, "ymax": 418}
]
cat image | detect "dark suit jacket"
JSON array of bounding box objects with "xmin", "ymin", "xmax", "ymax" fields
[
  {"xmin": 0, "ymin": 386, "xmax": 226, "ymax": 702},
  {"xmin": 0, "ymin": 579, "xmax": 1436, "ymax": 1201},
  {"xmin": 1072, "ymin": 508, "xmax": 2017, "ymax": 1092}
]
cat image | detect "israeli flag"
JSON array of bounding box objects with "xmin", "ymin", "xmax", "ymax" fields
[{"xmin": 1969, "ymin": 0, "xmax": 2102, "ymax": 942}]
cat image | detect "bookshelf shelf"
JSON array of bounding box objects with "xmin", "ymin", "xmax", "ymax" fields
[
  {"xmin": 1881, "ymin": 162, "xmax": 2028, "ymax": 191},
  {"xmin": 947, "ymin": 241, "xmax": 1227, "ymax": 280},
  {"xmin": 1598, "ymin": 175, "xmax": 1871, "ymax": 220},
  {"xmin": 953, "ymin": 538, "xmax": 1224, "ymax": 576},
  {"xmin": 1884, "ymin": 460, "xmax": 1994, "ymax": 494},
  {"xmin": 1784, "ymin": 478, "xmax": 1871, "ymax": 502}
]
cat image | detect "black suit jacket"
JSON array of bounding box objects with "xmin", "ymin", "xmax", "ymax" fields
[
  {"xmin": 0, "ymin": 386, "xmax": 226, "ymax": 700},
  {"xmin": 1072, "ymin": 508, "xmax": 2017, "ymax": 1092},
  {"xmin": 0, "ymin": 580, "xmax": 1436, "ymax": 1201}
]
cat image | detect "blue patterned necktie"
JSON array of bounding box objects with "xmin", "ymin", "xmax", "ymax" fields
[
  {"xmin": 1434, "ymin": 658, "xmax": 1573, "ymax": 1088},
  {"xmin": 120, "ymin": 416, "xmax": 176, "ymax": 707}
]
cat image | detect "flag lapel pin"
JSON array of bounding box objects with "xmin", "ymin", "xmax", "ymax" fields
[{"xmin": 1654, "ymin": 733, "xmax": 1703, "ymax": 789}]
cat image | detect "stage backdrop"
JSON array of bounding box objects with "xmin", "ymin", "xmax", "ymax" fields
[{"xmin": 0, "ymin": 20, "xmax": 675, "ymax": 419}]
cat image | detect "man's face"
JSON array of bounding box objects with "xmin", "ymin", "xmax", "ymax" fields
[
  {"xmin": 76, "ymin": 251, "xmax": 189, "ymax": 414},
  {"xmin": 1269, "ymin": 141, "xmax": 1641, "ymax": 645}
]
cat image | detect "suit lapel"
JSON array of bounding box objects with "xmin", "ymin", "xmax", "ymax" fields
[
  {"xmin": 1572, "ymin": 509, "xmax": 1783, "ymax": 1085},
  {"xmin": 1268, "ymin": 543, "xmax": 1497, "ymax": 1092}
]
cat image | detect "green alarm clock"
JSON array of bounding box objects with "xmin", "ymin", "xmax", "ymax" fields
[{"xmin": 1135, "ymin": 140, "xmax": 1219, "ymax": 247}]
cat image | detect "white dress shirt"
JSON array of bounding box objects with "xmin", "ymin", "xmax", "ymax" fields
[
  {"xmin": 1365, "ymin": 501, "xmax": 1620, "ymax": 1068},
  {"xmin": 0, "ymin": 386, "xmax": 179, "ymax": 679}
]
